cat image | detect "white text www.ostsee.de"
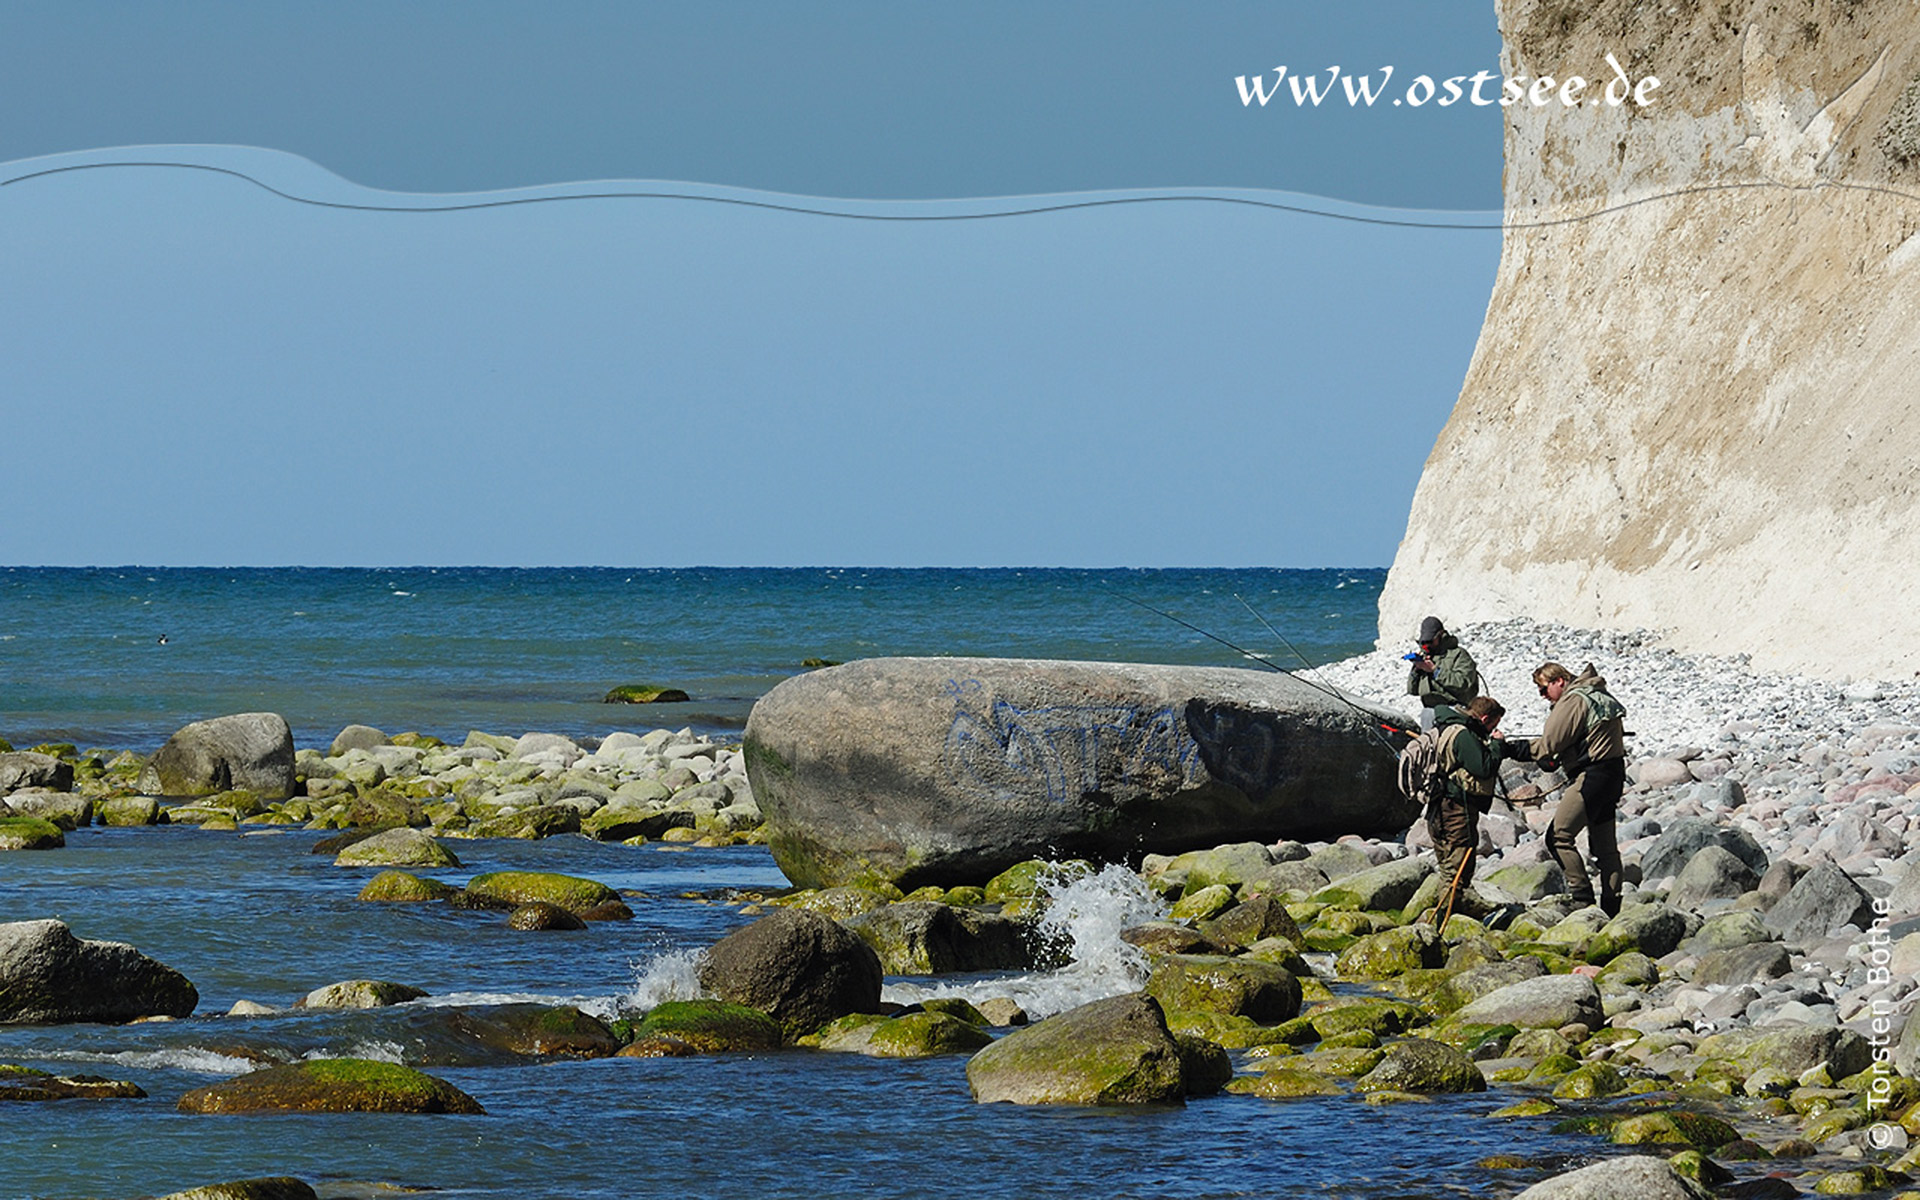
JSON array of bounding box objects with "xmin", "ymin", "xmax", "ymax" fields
[{"xmin": 1236, "ymin": 54, "xmax": 1661, "ymax": 110}]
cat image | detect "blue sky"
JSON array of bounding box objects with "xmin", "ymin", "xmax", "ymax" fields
[{"xmin": 0, "ymin": 3, "xmax": 1506, "ymax": 567}]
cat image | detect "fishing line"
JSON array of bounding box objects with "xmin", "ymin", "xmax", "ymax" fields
[{"xmin": 1230, "ymin": 591, "xmax": 1409, "ymax": 759}]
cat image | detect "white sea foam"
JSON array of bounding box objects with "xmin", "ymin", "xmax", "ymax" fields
[
  {"xmin": 884, "ymin": 862, "xmax": 1166, "ymax": 1021},
  {"xmin": 622, "ymin": 947, "xmax": 706, "ymax": 1012},
  {"xmin": 307, "ymin": 1040, "xmax": 406, "ymax": 1065},
  {"xmin": 36, "ymin": 1047, "xmax": 263, "ymax": 1076}
]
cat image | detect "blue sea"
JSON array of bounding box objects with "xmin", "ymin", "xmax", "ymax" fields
[
  {"xmin": 1, "ymin": 567, "xmax": 1692, "ymax": 1200},
  {"xmin": 0, "ymin": 566, "xmax": 1389, "ymax": 751}
]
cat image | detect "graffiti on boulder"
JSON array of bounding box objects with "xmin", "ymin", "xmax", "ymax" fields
[{"xmin": 942, "ymin": 678, "xmax": 1203, "ymax": 806}]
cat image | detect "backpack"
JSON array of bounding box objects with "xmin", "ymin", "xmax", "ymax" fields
[{"xmin": 1396, "ymin": 724, "xmax": 1466, "ymax": 808}]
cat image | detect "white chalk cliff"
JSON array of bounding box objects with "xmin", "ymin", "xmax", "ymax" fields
[{"xmin": 1379, "ymin": 0, "xmax": 1920, "ymax": 681}]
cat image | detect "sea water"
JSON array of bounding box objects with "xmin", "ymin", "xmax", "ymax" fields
[{"xmin": 1, "ymin": 568, "xmax": 1607, "ymax": 1198}]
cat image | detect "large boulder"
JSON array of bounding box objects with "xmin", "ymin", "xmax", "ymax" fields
[
  {"xmin": 1762, "ymin": 862, "xmax": 1875, "ymax": 947},
  {"xmin": 334, "ymin": 828, "xmax": 460, "ymax": 869},
  {"xmin": 697, "ymin": 909, "xmax": 884, "ymax": 1040},
  {"xmin": 744, "ymin": 657, "xmax": 1411, "ymax": 889},
  {"xmin": 1512, "ymin": 1155, "xmax": 1713, "ymax": 1200},
  {"xmin": 1637, "ymin": 819, "xmax": 1769, "ymax": 882},
  {"xmin": 965, "ymin": 991, "xmax": 1187, "ymax": 1105},
  {"xmin": 1145, "ymin": 955, "xmax": 1301, "ymax": 1023},
  {"xmin": 138, "ymin": 713, "xmax": 296, "ymax": 800},
  {"xmin": 0, "ymin": 919, "xmax": 198, "ymax": 1023},
  {"xmin": 0, "ymin": 752, "xmax": 74, "ymax": 796},
  {"xmin": 1454, "ymin": 974, "xmax": 1602, "ymax": 1030}
]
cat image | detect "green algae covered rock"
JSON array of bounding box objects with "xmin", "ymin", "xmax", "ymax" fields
[
  {"xmin": 966, "ymin": 991, "xmax": 1185, "ymax": 1105},
  {"xmin": 1609, "ymin": 1110, "xmax": 1743, "ymax": 1150},
  {"xmin": 1335, "ymin": 925, "xmax": 1443, "ymax": 980},
  {"xmin": 1309, "ymin": 997, "xmax": 1422, "ymax": 1040},
  {"xmin": 810, "ymin": 1011, "xmax": 993, "ymax": 1057},
  {"xmin": 1169, "ymin": 884, "xmax": 1236, "ymax": 922},
  {"xmin": 334, "ymin": 827, "xmax": 461, "ymax": 869},
  {"xmin": 1175, "ymin": 1034, "xmax": 1231, "ymax": 1096},
  {"xmin": 1145, "ymin": 955, "xmax": 1300, "ymax": 1024},
  {"xmin": 603, "ymin": 684, "xmax": 691, "ymax": 704},
  {"xmin": 98, "ymin": 795, "xmax": 163, "ymax": 827},
  {"xmin": 1198, "ymin": 895, "xmax": 1306, "ymax": 949},
  {"xmin": 155, "ymin": 1177, "xmax": 318, "ymax": 1200},
  {"xmin": 0, "ymin": 816, "xmax": 65, "ymax": 850},
  {"xmin": 984, "ymin": 859, "xmax": 1087, "ymax": 904},
  {"xmin": 1813, "ymin": 1166, "xmax": 1911, "ymax": 1194},
  {"xmin": 1292, "ymin": 1046, "xmax": 1385, "ymax": 1077},
  {"xmin": 176, "ymin": 1058, "xmax": 484, "ymax": 1114},
  {"xmin": 462, "ymin": 871, "xmax": 629, "ymax": 918},
  {"xmin": 357, "ymin": 871, "xmax": 456, "ymax": 903},
  {"xmin": 629, "ymin": 1000, "xmax": 781, "ymax": 1052},
  {"xmin": 1490, "ymin": 1098, "xmax": 1560, "ymax": 1118},
  {"xmin": 1355, "ymin": 1038, "xmax": 1486, "ymax": 1094},
  {"xmin": 1552, "ymin": 1062, "xmax": 1627, "ymax": 1099},
  {"xmin": 1163, "ymin": 1009, "xmax": 1302, "ymax": 1050},
  {"xmin": 1227, "ymin": 1067, "xmax": 1342, "ymax": 1099},
  {"xmin": 918, "ymin": 997, "xmax": 990, "ymax": 1026}
]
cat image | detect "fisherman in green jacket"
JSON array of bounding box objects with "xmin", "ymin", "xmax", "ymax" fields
[
  {"xmin": 1505, "ymin": 662, "xmax": 1628, "ymax": 917},
  {"xmin": 1427, "ymin": 696, "xmax": 1508, "ymax": 901},
  {"xmin": 1407, "ymin": 616, "xmax": 1481, "ymax": 730}
]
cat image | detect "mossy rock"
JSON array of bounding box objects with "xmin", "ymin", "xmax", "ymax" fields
[
  {"xmin": 1226, "ymin": 1068, "xmax": 1343, "ymax": 1099},
  {"xmin": 1319, "ymin": 1030, "xmax": 1378, "ymax": 1050},
  {"xmin": 1300, "ymin": 928, "xmax": 1358, "ymax": 953},
  {"xmin": 1291, "ymin": 1046, "xmax": 1386, "ymax": 1077},
  {"xmin": 780, "ymin": 886, "xmax": 895, "ymax": 921},
  {"xmin": 176, "ymin": 1058, "xmax": 483, "ymax": 1114},
  {"xmin": 1662, "ymin": 1150, "xmax": 1731, "ymax": 1187},
  {"xmin": 1309, "ymin": 998, "xmax": 1423, "ymax": 1040},
  {"xmin": 811, "ymin": 1011, "xmax": 992, "ymax": 1057},
  {"xmin": 943, "ymin": 885, "xmax": 986, "ymax": 906},
  {"xmin": 1169, "ymin": 884, "xmax": 1236, "ymax": 922},
  {"xmin": 357, "ymin": 871, "xmax": 456, "ymax": 902},
  {"xmin": 1355, "ymin": 1038, "xmax": 1486, "ymax": 1094},
  {"xmin": 1145, "ymin": 955, "xmax": 1300, "ymax": 1024},
  {"xmin": 1609, "ymin": 1110, "xmax": 1743, "ymax": 1150},
  {"xmin": 1174, "ymin": 1034, "xmax": 1232, "ymax": 1096},
  {"xmin": 1430, "ymin": 1020, "xmax": 1519, "ymax": 1056},
  {"xmin": 983, "ymin": 859, "xmax": 1087, "ymax": 904},
  {"xmin": 1490, "ymin": 1098, "xmax": 1560, "ymax": 1118},
  {"xmin": 462, "ymin": 871, "xmax": 626, "ymax": 917},
  {"xmin": 154, "ymin": 1176, "xmax": 318, "ymax": 1200},
  {"xmin": 917, "ymin": 997, "xmax": 990, "ymax": 1026},
  {"xmin": 1360, "ymin": 1089, "xmax": 1432, "ymax": 1105},
  {"xmin": 1552, "ymin": 1062, "xmax": 1627, "ymax": 1099},
  {"xmin": 1315, "ymin": 909, "xmax": 1378, "ymax": 937},
  {"xmin": 1803, "ymin": 1108, "xmax": 1868, "ymax": 1142},
  {"xmin": 98, "ymin": 795, "xmax": 163, "ymax": 827},
  {"xmin": 470, "ymin": 804, "xmax": 582, "ymax": 840},
  {"xmin": 1334, "ymin": 926, "xmax": 1443, "ymax": 981},
  {"xmin": 335, "ymin": 827, "xmax": 461, "ymax": 869},
  {"xmin": 0, "ymin": 817, "xmax": 65, "ymax": 850},
  {"xmin": 1814, "ymin": 1166, "xmax": 1910, "ymax": 1194},
  {"xmin": 1553, "ymin": 1113, "xmax": 1625, "ymax": 1137},
  {"xmin": 1239, "ymin": 937, "xmax": 1315, "ymax": 977},
  {"xmin": 603, "ymin": 685, "xmax": 691, "ymax": 704},
  {"xmin": 1525, "ymin": 1052, "xmax": 1582, "ymax": 1081},
  {"xmin": 632, "ymin": 1000, "xmax": 782, "ymax": 1052},
  {"xmin": 1163, "ymin": 1009, "xmax": 1301, "ymax": 1050}
]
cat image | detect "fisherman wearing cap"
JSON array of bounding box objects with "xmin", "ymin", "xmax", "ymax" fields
[{"xmin": 1406, "ymin": 616, "xmax": 1481, "ymax": 731}]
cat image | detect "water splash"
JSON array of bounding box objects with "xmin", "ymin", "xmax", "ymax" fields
[
  {"xmin": 308, "ymin": 1040, "xmax": 407, "ymax": 1065},
  {"xmin": 622, "ymin": 948, "xmax": 706, "ymax": 1013},
  {"xmin": 885, "ymin": 861, "xmax": 1166, "ymax": 1021},
  {"xmin": 32, "ymin": 1046, "xmax": 266, "ymax": 1076}
]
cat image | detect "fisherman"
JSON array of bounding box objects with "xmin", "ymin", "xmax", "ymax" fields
[
  {"xmin": 1427, "ymin": 695, "xmax": 1508, "ymax": 912},
  {"xmin": 1406, "ymin": 616, "xmax": 1480, "ymax": 730},
  {"xmin": 1505, "ymin": 662, "xmax": 1628, "ymax": 917}
]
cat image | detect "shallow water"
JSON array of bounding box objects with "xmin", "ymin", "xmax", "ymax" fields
[{"xmin": 2, "ymin": 828, "xmax": 1616, "ymax": 1200}]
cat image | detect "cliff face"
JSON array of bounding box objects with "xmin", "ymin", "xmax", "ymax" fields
[{"xmin": 1379, "ymin": 0, "xmax": 1920, "ymax": 680}]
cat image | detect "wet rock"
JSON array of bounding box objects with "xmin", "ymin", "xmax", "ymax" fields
[
  {"xmin": 0, "ymin": 752, "xmax": 75, "ymax": 796},
  {"xmin": 356, "ymin": 871, "xmax": 456, "ymax": 903},
  {"xmin": 3, "ymin": 792, "xmax": 90, "ymax": 830},
  {"xmin": 469, "ymin": 804, "xmax": 581, "ymax": 840},
  {"xmin": 1512, "ymin": 1155, "xmax": 1713, "ymax": 1200},
  {"xmin": 0, "ymin": 1072, "xmax": 147, "ymax": 1102},
  {"xmin": 1145, "ymin": 955, "xmax": 1301, "ymax": 1024},
  {"xmin": 1687, "ymin": 910, "xmax": 1775, "ymax": 952},
  {"xmin": 1169, "ymin": 884, "xmax": 1235, "ymax": 921},
  {"xmin": 977, "ymin": 997, "xmax": 1027, "ymax": 1027},
  {"xmin": 296, "ymin": 980, "xmax": 427, "ymax": 1009},
  {"xmin": 138, "ymin": 713, "xmax": 296, "ymax": 800},
  {"xmin": 698, "ymin": 909, "xmax": 884, "ymax": 1041},
  {"xmin": 0, "ymin": 919, "xmax": 197, "ymax": 1023},
  {"xmin": 1610, "ymin": 1110, "xmax": 1743, "ymax": 1150},
  {"xmin": 1174, "ymin": 1034, "xmax": 1232, "ymax": 1095},
  {"xmin": 745, "ymin": 658, "xmax": 1414, "ymax": 889},
  {"xmin": 1355, "ymin": 1038, "xmax": 1486, "ymax": 1093},
  {"xmin": 810, "ymin": 1011, "xmax": 993, "ymax": 1057},
  {"xmin": 1454, "ymin": 975, "xmax": 1602, "ymax": 1030},
  {"xmin": 581, "ymin": 803, "xmax": 686, "ymax": 842},
  {"xmin": 1335, "ymin": 925, "xmax": 1444, "ymax": 980},
  {"xmin": 0, "ymin": 816, "xmax": 65, "ymax": 850},
  {"xmin": 461, "ymin": 871, "xmax": 629, "ymax": 918},
  {"xmin": 1483, "ymin": 861, "xmax": 1566, "ymax": 902},
  {"xmin": 1763, "ymin": 862, "xmax": 1875, "ymax": 946},
  {"xmin": 1181, "ymin": 842, "xmax": 1276, "ymax": 891},
  {"xmin": 1197, "ymin": 894, "xmax": 1305, "ymax": 949},
  {"xmin": 842, "ymin": 901, "xmax": 1029, "ymax": 974},
  {"xmin": 329, "ymin": 725, "xmax": 389, "ymax": 756},
  {"xmin": 1431, "ymin": 959, "xmax": 1550, "ymax": 1013},
  {"xmin": 1226, "ymin": 1066, "xmax": 1343, "ymax": 1098},
  {"xmin": 156, "ymin": 1178, "xmax": 318, "ymax": 1200},
  {"xmin": 625, "ymin": 999, "xmax": 781, "ymax": 1052},
  {"xmin": 1589, "ymin": 903, "xmax": 1693, "ymax": 960},
  {"xmin": 1697, "ymin": 1025, "xmax": 1871, "ymax": 1080},
  {"xmin": 333, "ymin": 827, "xmax": 460, "ymax": 868},
  {"xmin": 176, "ymin": 1058, "xmax": 484, "ymax": 1114},
  {"xmin": 965, "ymin": 991, "xmax": 1187, "ymax": 1105},
  {"xmin": 1121, "ymin": 923, "xmax": 1228, "ymax": 957},
  {"xmin": 98, "ymin": 795, "xmax": 163, "ymax": 827},
  {"xmin": 505, "ymin": 903, "xmax": 587, "ymax": 931},
  {"xmin": 1312, "ymin": 856, "xmax": 1432, "ymax": 913}
]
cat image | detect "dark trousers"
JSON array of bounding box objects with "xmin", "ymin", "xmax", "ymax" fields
[
  {"xmin": 1427, "ymin": 793, "xmax": 1480, "ymax": 892},
  {"xmin": 1549, "ymin": 757, "xmax": 1625, "ymax": 915}
]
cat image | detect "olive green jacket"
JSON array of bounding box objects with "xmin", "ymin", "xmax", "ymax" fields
[
  {"xmin": 1433, "ymin": 705, "xmax": 1505, "ymax": 802},
  {"xmin": 1520, "ymin": 665, "xmax": 1627, "ymax": 769},
  {"xmin": 1407, "ymin": 634, "xmax": 1480, "ymax": 709}
]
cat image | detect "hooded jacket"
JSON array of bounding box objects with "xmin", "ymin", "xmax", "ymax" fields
[
  {"xmin": 1406, "ymin": 632, "xmax": 1480, "ymax": 709},
  {"xmin": 1522, "ymin": 665, "xmax": 1626, "ymax": 770}
]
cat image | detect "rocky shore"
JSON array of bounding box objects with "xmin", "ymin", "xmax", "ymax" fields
[{"xmin": 5, "ymin": 618, "xmax": 1920, "ymax": 1198}]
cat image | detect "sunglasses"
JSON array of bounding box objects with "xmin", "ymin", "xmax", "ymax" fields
[{"xmin": 1537, "ymin": 684, "xmax": 1551, "ymax": 697}]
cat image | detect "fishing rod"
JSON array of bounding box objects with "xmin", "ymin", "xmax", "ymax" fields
[
  {"xmin": 1231, "ymin": 592, "xmax": 1411, "ymax": 760},
  {"xmin": 1113, "ymin": 592, "xmax": 1414, "ymax": 758}
]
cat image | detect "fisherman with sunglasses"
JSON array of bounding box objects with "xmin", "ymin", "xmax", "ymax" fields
[{"xmin": 1503, "ymin": 661, "xmax": 1628, "ymax": 917}]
